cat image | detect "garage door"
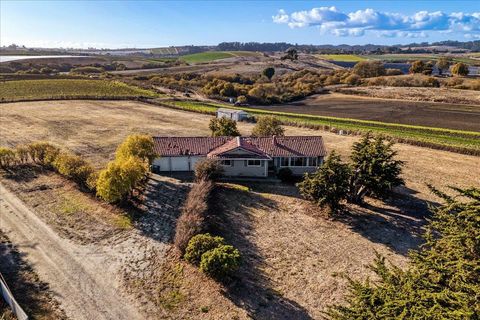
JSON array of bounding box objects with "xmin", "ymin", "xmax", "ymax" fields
[
  {"xmin": 171, "ymin": 157, "xmax": 189, "ymax": 171},
  {"xmin": 155, "ymin": 157, "xmax": 171, "ymax": 172}
]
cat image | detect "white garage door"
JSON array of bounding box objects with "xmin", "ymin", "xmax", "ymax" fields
[
  {"xmin": 190, "ymin": 156, "xmax": 205, "ymax": 171},
  {"xmin": 155, "ymin": 157, "xmax": 171, "ymax": 171},
  {"xmin": 171, "ymin": 157, "xmax": 189, "ymax": 171}
]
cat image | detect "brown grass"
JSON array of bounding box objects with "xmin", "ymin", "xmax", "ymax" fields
[{"xmin": 1, "ymin": 100, "xmax": 479, "ymax": 317}]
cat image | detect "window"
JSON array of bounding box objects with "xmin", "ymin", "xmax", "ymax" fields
[
  {"xmin": 221, "ymin": 160, "xmax": 232, "ymax": 166},
  {"xmin": 280, "ymin": 157, "xmax": 289, "ymax": 167},
  {"xmin": 291, "ymin": 157, "xmax": 307, "ymax": 167},
  {"xmin": 247, "ymin": 159, "xmax": 261, "ymax": 167},
  {"xmin": 308, "ymin": 157, "xmax": 318, "ymax": 167}
]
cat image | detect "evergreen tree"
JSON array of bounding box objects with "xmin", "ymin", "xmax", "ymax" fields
[
  {"xmin": 327, "ymin": 186, "xmax": 480, "ymax": 319},
  {"xmin": 297, "ymin": 151, "xmax": 351, "ymax": 213},
  {"xmin": 349, "ymin": 133, "xmax": 404, "ymax": 203}
]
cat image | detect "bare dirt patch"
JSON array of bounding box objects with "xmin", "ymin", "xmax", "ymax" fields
[
  {"xmin": 257, "ymin": 92, "xmax": 480, "ymax": 131},
  {"xmin": 0, "ymin": 230, "xmax": 67, "ymax": 320},
  {"xmin": 336, "ymin": 86, "xmax": 480, "ymax": 106}
]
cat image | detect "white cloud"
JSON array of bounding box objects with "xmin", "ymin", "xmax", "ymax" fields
[{"xmin": 273, "ymin": 7, "xmax": 480, "ymax": 38}]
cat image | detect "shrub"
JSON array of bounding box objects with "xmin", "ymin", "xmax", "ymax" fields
[
  {"xmin": 0, "ymin": 147, "xmax": 16, "ymax": 169},
  {"xmin": 184, "ymin": 233, "xmax": 225, "ymax": 265},
  {"xmin": 15, "ymin": 145, "xmax": 29, "ymax": 164},
  {"xmin": 174, "ymin": 179, "xmax": 214, "ymax": 253},
  {"xmin": 436, "ymin": 57, "xmax": 451, "ymax": 75},
  {"xmin": 451, "ymin": 62, "xmax": 469, "ymax": 76},
  {"xmin": 53, "ymin": 152, "xmax": 95, "ymax": 186},
  {"xmin": 115, "ymin": 134, "xmax": 156, "ymax": 164},
  {"xmin": 409, "ymin": 60, "xmax": 426, "ymax": 74},
  {"xmin": 251, "ymin": 115, "xmax": 285, "ymax": 137},
  {"xmin": 262, "ymin": 67, "xmax": 275, "ymax": 80},
  {"xmin": 344, "ymin": 74, "xmax": 361, "ymax": 85},
  {"xmin": 236, "ymin": 95, "xmax": 248, "ymax": 104},
  {"xmin": 353, "ymin": 61, "xmax": 386, "ymax": 78},
  {"xmin": 194, "ymin": 158, "xmax": 223, "ymax": 181},
  {"xmin": 27, "ymin": 142, "xmax": 60, "ymax": 167},
  {"xmin": 200, "ymin": 245, "xmax": 241, "ymax": 279},
  {"xmin": 70, "ymin": 66, "xmax": 104, "ymax": 74},
  {"xmin": 277, "ymin": 167, "xmax": 294, "ymax": 183},
  {"xmin": 208, "ymin": 117, "xmax": 240, "ymax": 137}
]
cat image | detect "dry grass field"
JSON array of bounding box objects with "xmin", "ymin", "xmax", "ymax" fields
[
  {"xmin": 259, "ymin": 92, "xmax": 480, "ymax": 131},
  {"xmin": 1, "ymin": 100, "xmax": 479, "ymax": 318}
]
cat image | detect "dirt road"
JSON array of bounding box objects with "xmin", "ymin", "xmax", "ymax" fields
[{"xmin": 0, "ymin": 183, "xmax": 144, "ymax": 320}]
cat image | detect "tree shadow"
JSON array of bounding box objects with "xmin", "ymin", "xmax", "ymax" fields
[
  {"xmin": 210, "ymin": 186, "xmax": 312, "ymax": 320},
  {"xmin": 128, "ymin": 173, "xmax": 190, "ymax": 243},
  {"xmin": 0, "ymin": 234, "xmax": 66, "ymax": 319},
  {"xmin": 333, "ymin": 186, "xmax": 438, "ymax": 256},
  {"xmin": 1, "ymin": 165, "xmax": 46, "ymax": 185}
]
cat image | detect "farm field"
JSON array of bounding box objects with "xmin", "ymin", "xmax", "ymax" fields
[
  {"xmin": 164, "ymin": 100, "xmax": 480, "ymax": 155},
  {"xmin": 1, "ymin": 99, "xmax": 479, "ymax": 318},
  {"xmin": 180, "ymin": 51, "xmax": 260, "ymax": 64},
  {"xmin": 317, "ymin": 54, "xmax": 366, "ymax": 62},
  {"xmin": 364, "ymin": 53, "xmax": 480, "ymax": 65},
  {"xmin": 0, "ymin": 79, "xmax": 158, "ymax": 102},
  {"xmin": 260, "ymin": 92, "xmax": 480, "ymax": 131}
]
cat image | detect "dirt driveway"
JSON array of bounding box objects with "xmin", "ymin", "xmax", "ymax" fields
[{"xmin": 0, "ymin": 183, "xmax": 144, "ymax": 320}]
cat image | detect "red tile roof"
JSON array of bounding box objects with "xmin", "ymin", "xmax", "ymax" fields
[
  {"xmin": 153, "ymin": 136, "xmax": 327, "ymax": 158},
  {"xmin": 208, "ymin": 137, "xmax": 271, "ymax": 159}
]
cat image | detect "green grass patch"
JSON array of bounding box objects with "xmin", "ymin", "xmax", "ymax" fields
[
  {"xmin": 0, "ymin": 79, "xmax": 158, "ymax": 102},
  {"xmin": 318, "ymin": 54, "xmax": 366, "ymax": 62},
  {"xmin": 59, "ymin": 194, "xmax": 90, "ymax": 215},
  {"xmin": 180, "ymin": 51, "xmax": 235, "ymax": 63},
  {"xmin": 112, "ymin": 214, "xmax": 133, "ymax": 229},
  {"xmin": 162, "ymin": 100, "xmax": 480, "ymax": 155}
]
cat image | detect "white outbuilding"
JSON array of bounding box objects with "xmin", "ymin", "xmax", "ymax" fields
[{"xmin": 216, "ymin": 108, "xmax": 249, "ymax": 122}]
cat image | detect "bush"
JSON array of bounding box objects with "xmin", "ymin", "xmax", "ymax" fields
[
  {"xmin": 277, "ymin": 167, "xmax": 294, "ymax": 183},
  {"xmin": 184, "ymin": 233, "xmax": 225, "ymax": 265},
  {"xmin": 194, "ymin": 158, "xmax": 223, "ymax": 181},
  {"xmin": 344, "ymin": 74, "xmax": 361, "ymax": 85},
  {"xmin": 199, "ymin": 245, "xmax": 241, "ymax": 279},
  {"xmin": 409, "ymin": 60, "xmax": 425, "ymax": 74},
  {"xmin": 0, "ymin": 147, "xmax": 16, "ymax": 169},
  {"xmin": 53, "ymin": 152, "xmax": 95, "ymax": 186},
  {"xmin": 353, "ymin": 61, "xmax": 386, "ymax": 78},
  {"xmin": 174, "ymin": 179, "xmax": 214, "ymax": 253},
  {"xmin": 15, "ymin": 145, "xmax": 29, "ymax": 164},
  {"xmin": 27, "ymin": 142, "xmax": 60, "ymax": 167},
  {"xmin": 251, "ymin": 115, "xmax": 285, "ymax": 137},
  {"xmin": 451, "ymin": 62, "xmax": 469, "ymax": 76}
]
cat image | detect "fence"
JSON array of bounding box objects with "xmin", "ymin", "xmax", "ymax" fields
[{"xmin": 0, "ymin": 273, "xmax": 28, "ymax": 320}]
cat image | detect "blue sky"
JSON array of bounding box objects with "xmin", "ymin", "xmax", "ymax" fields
[{"xmin": 1, "ymin": 1, "xmax": 479, "ymax": 49}]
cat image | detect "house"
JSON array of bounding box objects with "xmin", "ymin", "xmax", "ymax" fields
[
  {"xmin": 216, "ymin": 108, "xmax": 249, "ymax": 122},
  {"xmin": 151, "ymin": 136, "xmax": 326, "ymax": 177}
]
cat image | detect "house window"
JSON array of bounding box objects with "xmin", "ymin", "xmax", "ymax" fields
[
  {"xmin": 308, "ymin": 157, "xmax": 318, "ymax": 167},
  {"xmin": 291, "ymin": 157, "xmax": 307, "ymax": 167},
  {"xmin": 280, "ymin": 157, "xmax": 289, "ymax": 166},
  {"xmin": 247, "ymin": 159, "xmax": 261, "ymax": 167},
  {"xmin": 221, "ymin": 160, "xmax": 232, "ymax": 166}
]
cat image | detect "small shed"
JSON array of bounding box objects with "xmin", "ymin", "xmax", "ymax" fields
[{"xmin": 216, "ymin": 108, "xmax": 249, "ymax": 122}]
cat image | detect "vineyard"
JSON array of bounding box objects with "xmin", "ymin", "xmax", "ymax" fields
[
  {"xmin": 0, "ymin": 79, "xmax": 158, "ymax": 102},
  {"xmin": 160, "ymin": 100, "xmax": 480, "ymax": 155}
]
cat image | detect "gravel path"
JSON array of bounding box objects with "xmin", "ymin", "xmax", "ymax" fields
[{"xmin": 0, "ymin": 183, "xmax": 144, "ymax": 320}]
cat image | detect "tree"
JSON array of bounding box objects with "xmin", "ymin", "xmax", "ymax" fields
[
  {"xmin": 0, "ymin": 147, "xmax": 16, "ymax": 169},
  {"xmin": 251, "ymin": 116, "xmax": 285, "ymax": 137},
  {"xmin": 194, "ymin": 158, "xmax": 223, "ymax": 181},
  {"xmin": 297, "ymin": 151, "xmax": 351, "ymax": 213},
  {"xmin": 422, "ymin": 61, "xmax": 434, "ymax": 75},
  {"xmin": 327, "ymin": 186, "xmax": 480, "ymax": 319},
  {"xmin": 352, "ymin": 61, "xmax": 386, "ymax": 78},
  {"xmin": 451, "ymin": 62, "xmax": 469, "ymax": 76},
  {"xmin": 115, "ymin": 134, "xmax": 156, "ymax": 164},
  {"xmin": 27, "ymin": 142, "xmax": 60, "ymax": 166},
  {"xmin": 409, "ymin": 60, "xmax": 426, "ymax": 74},
  {"xmin": 208, "ymin": 117, "xmax": 240, "ymax": 137},
  {"xmin": 281, "ymin": 48, "xmax": 298, "ymax": 61},
  {"xmin": 436, "ymin": 57, "xmax": 451, "ymax": 75},
  {"xmin": 262, "ymin": 67, "xmax": 275, "ymax": 80},
  {"xmin": 349, "ymin": 134, "xmax": 404, "ymax": 204}
]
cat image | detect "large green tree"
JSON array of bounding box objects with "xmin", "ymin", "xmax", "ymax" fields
[
  {"xmin": 251, "ymin": 116, "xmax": 285, "ymax": 137},
  {"xmin": 349, "ymin": 134, "xmax": 404, "ymax": 203},
  {"xmin": 327, "ymin": 186, "xmax": 480, "ymax": 319},
  {"xmin": 208, "ymin": 117, "xmax": 240, "ymax": 137},
  {"xmin": 297, "ymin": 151, "xmax": 351, "ymax": 213}
]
